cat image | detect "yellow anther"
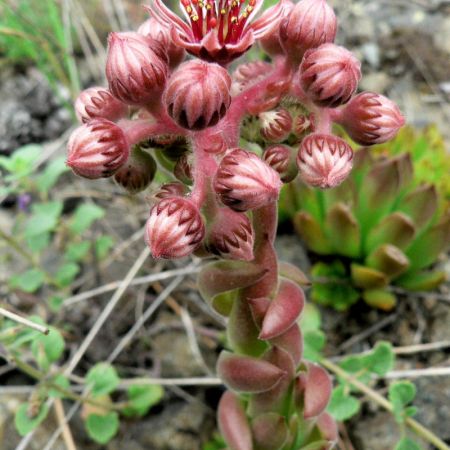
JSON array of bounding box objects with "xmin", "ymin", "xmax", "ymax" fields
[
  {"xmin": 186, "ymin": 5, "xmax": 192, "ymax": 13},
  {"xmin": 221, "ymin": 8, "xmax": 226, "ymax": 14},
  {"xmin": 246, "ymin": 6, "xmax": 253, "ymax": 12},
  {"xmin": 191, "ymin": 14, "xmax": 199, "ymax": 21},
  {"xmin": 231, "ymin": 15, "xmax": 238, "ymax": 23}
]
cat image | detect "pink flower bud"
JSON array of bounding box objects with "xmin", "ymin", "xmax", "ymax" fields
[
  {"xmin": 280, "ymin": 0, "xmax": 337, "ymax": 65},
  {"xmin": 339, "ymin": 92, "xmax": 405, "ymax": 145},
  {"xmin": 106, "ymin": 32, "xmax": 168, "ymax": 106},
  {"xmin": 263, "ymin": 144, "xmax": 298, "ymax": 183},
  {"xmin": 165, "ymin": 60, "xmax": 231, "ymax": 130},
  {"xmin": 152, "ymin": 182, "xmax": 187, "ymax": 200},
  {"xmin": 260, "ymin": 109, "xmax": 293, "ymax": 142},
  {"xmin": 232, "ymin": 61, "xmax": 273, "ymax": 95},
  {"xmin": 74, "ymin": 87, "xmax": 128, "ymax": 124},
  {"xmin": 294, "ymin": 113, "xmax": 315, "ymax": 136},
  {"xmin": 205, "ymin": 208, "xmax": 254, "ymax": 261},
  {"xmin": 138, "ymin": 17, "xmax": 185, "ymax": 69},
  {"xmin": 297, "ymin": 133, "xmax": 353, "ymax": 189},
  {"xmin": 66, "ymin": 119, "xmax": 129, "ymax": 179},
  {"xmin": 260, "ymin": 0, "xmax": 294, "ymax": 57},
  {"xmin": 299, "ymin": 44, "xmax": 361, "ymax": 107},
  {"xmin": 214, "ymin": 149, "xmax": 282, "ymax": 212},
  {"xmin": 217, "ymin": 351, "xmax": 286, "ymax": 394},
  {"xmin": 114, "ymin": 147, "xmax": 156, "ymax": 194},
  {"xmin": 145, "ymin": 197, "xmax": 205, "ymax": 259}
]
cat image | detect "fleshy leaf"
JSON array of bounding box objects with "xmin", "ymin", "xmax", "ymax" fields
[
  {"xmin": 198, "ymin": 260, "xmax": 267, "ymax": 315},
  {"xmin": 218, "ymin": 391, "xmax": 253, "ymax": 450},
  {"xmin": 351, "ymin": 264, "xmax": 388, "ymax": 289},
  {"xmin": 260, "ymin": 279, "xmax": 305, "ymax": 340},
  {"xmin": 365, "ymin": 244, "xmax": 410, "ymax": 280},
  {"xmin": 325, "ymin": 203, "xmax": 360, "ymax": 258},
  {"xmin": 363, "ymin": 289, "xmax": 397, "ymax": 311},
  {"xmin": 366, "ymin": 212, "xmax": 416, "ymax": 252},
  {"xmin": 217, "ymin": 351, "xmax": 286, "ymax": 394},
  {"xmin": 293, "ymin": 212, "xmax": 333, "ymax": 254},
  {"xmin": 251, "ymin": 413, "xmax": 289, "ymax": 450}
]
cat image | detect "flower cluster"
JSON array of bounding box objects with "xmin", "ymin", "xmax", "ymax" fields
[{"xmin": 67, "ymin": 1, "xmax": 404, "ymax": 448}]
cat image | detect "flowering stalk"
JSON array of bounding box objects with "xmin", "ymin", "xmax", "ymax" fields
[{"xmin": 67, "ymin": 1, "xmax": 405, "ymax": 448}]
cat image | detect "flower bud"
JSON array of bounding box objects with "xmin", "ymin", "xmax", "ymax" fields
[
  {"xmin": 297, "ymin": 133, "xmax": 353, "ymax": 189},
  {"xmin": 299, "ymin": 44, "xmax": 361, "ymax": 107},
  {"xmin": 280, "ymin": 0, "xmax": 337, "ymax": 65},
  {"xmin": 294, "ymin": 113, "xmax": 315, "ymax": 136},
  {"xmin": 231, "ymin": 61, "xmax": 273, "ymax": 95},
  {"xmin": 260, "ymin": 1, "xmax": 294, "ymax": 57},
  {"xmin": 145, "ymin": 197, "xmax": 205, "ymax": 259},
  {"xmin": 106, "ymin": 32, "xmax": 168, "ymax": 106},
  {"xmin": 137, "ymin": 17, "xmax": 185, "ymax": 69},
  {"xmin": 339, "ymin": 92, "xmax": 405, "ymax": 145},
  {"xmin": 74, "ymin": 87, "xmax": 128, "ymax": 124},
  {"xmin": 66, "ymin": 119, "xmax": 129, "ymax": 179},
  {"xmin": 152, "ymin": 182, "xmax": 187, "ymax": 200},
  {"xmin": 260, "ymin": 109, "xmax": 293, "ymax": 142},
  {"xmin": 214, "ymin": 149, "xmax": 282, "ymax": 212},
  {"xmin": 165, "ymin": 60, "xmax": 231, "ymax": 130},
  {"xmin": 114, "ymin": 147, "xmax": 156, "ymax": 194},
  {"xmin": 205, "ymin": 208, "xmax": 254, "ymax": 261},
  {"xmin": 263, "ymin": 144, "xmax": 298, "ymax": 183}
]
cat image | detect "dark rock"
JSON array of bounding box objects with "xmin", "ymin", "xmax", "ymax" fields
[{"xmin": 0, "ymin": 68, "xmax": 72, "ymax": 155}]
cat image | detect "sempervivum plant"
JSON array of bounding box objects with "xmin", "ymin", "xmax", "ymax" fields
[
  {"xmin": 66, "ymin": 0, "xmax": 405, "ymax": 448},
  {"xmin": 283, "ymin": 148, "xmax": 450, "ymax": 311}
]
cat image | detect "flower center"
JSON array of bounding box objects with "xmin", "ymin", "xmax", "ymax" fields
[{"xmin": 180, "ymin": 0, "xmax": 256, "ymax": 44}]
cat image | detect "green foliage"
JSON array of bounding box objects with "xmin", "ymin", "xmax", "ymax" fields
[
  {"xmin": 389, "ymin": 381, "xmax": 418, "ymax": 423},
  {"xmin": 310, "ymin": 261, "xmax": 359, "ymax": 311},
  {"xmin": 328, "ymin": 342, "xmax": 395, "ymax": 421},
  {"xmin": 15, "ymin": 402, "xmax": 49, "ymax": 436},
  {"xmin": 86, "ymin": 363, "xmax": 120, "ymax": 397},
  {"xmin": 299, "ymin": 304, "xmax": 327, "ymax": 362},
  {"xmin": 203, "ymin": 434, "xmax": 227, "ymax": 450},
  {"xmin": 85, "ymin": 412, "xmax": 120, "ymax": 444},
  {"xmin": 327, "ymin": 385, "xmax": 360, "ymax": 421},
  {"xmin": 395, "ymin": 438, "xmax": 423, "ymax": 450},
  {"xmin": 283, "ymin": 127, "xmax": 450, "ymax": 310},
  {"xmin": 123, "ymin": 385, "xmax": 165, "ymax": 417},
  {"xmin": 0, "ymin": 0, "xmax": 80, "ymax": 98}
]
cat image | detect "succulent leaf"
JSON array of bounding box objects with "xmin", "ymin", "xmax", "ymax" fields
[
  {"xmin": 251, "ymin": 413, "xmax": 289, "ymax": 450},
  {"xmin": 397, "ymin": 184, "xmax": 438, "ymax": 230},
  {"xmin": 396, "ymin": 270, "xmax": 447, "ymax": 291},
  {"xmin": 362, "ymin": 289, "xmax": 397, "ymax": 311},
  {"xmin": 405, "ymin": 213, "xmax": 450, "ymax": 271},
  {"xmin": 366, "ymin": 212, "xmax": 416, "ymax": 252},
  {"xmin": 325, "ymin": 203, "xmax": 360, "ymax": 258},
  {"xmin": 294, "ymin": 212, "xmax": 333, "ymax": 254},
  {"xmin": 365, "ymin": 244, "xmax": 410, "ymax": 280},
  {"xmin": 350, "ymin": 264, "xmax": 388, "ymax": 290}
]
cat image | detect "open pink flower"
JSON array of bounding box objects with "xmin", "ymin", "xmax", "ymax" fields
[{"xmin": 148, "ymin": 0, "xmax": 287, "ymax": 66}]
